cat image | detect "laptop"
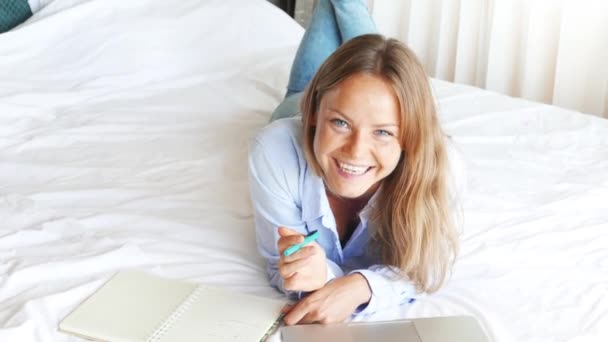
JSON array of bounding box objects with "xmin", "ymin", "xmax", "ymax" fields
[{"xmin": 281, "ymin": 315, "xmax": 489, "ymax": 342}]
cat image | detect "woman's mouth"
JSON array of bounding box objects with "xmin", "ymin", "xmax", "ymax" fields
[{"xmin": 334, "ymin": 158, "xmax": 373, "ymax": 177}]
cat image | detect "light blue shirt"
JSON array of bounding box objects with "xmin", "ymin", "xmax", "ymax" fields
[{"xmin": 248, "ymin": 117, "xmax": 466, "ymax": 318}]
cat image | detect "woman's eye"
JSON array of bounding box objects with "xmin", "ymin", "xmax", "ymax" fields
[
  {"xmin": 375, "ymin": 129, "xmax": 393, "ymax": 137},
  {"xmin": 331, "ymin": 119, "xmax": 349, "ymax": 128}
]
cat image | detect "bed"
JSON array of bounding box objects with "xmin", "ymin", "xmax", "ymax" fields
[{"xmin": 0, "ymin": 0, "xmax": 606, "ymax": 341}]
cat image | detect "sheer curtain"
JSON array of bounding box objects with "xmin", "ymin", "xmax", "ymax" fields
[{"xmin": 372, "ymin": 0, "xmax": 608, "ymax": 118}]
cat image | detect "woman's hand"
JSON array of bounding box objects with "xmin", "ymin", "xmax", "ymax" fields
[
  {"xmin": 283, "ymin": 273, "xmax": 372, "ymax": 325},
  {"xmin": 277, "ymin": 227, "xmax": 327, "ymax": 292}
]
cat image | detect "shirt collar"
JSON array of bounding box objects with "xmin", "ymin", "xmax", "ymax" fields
[
  {"xmin": 359, "ymin": 184, "xmax": 383, "ymax": 235},
  {"xmin": 301, "ymin": 166, "xmax": 331, "ymax": 222}
]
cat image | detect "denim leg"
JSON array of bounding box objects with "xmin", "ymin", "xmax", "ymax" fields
[
  {"xmin": 330, "ymin": 0, "xmax": 377, "ymax": 41},
  {"xmin": 285, "ymin": 0, "xmax": 341, "ymax": 97},
  {"xmin": 269, "ymin": 92, "xmax": 304, "ymax": 122},
  {"xmin": 270, "ymin": 0, "xmax": 378, "ymax": 123},
  {"xmin": 270, "ymin": 0, "xmax": 341, "ymax": 122}
]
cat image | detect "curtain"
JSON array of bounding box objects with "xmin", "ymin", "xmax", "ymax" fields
[{"xmin": 372, "ymin": 0, "xmax": 608, "ymax": 118}]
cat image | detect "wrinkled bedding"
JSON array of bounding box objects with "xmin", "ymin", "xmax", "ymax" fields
[{"xmin": 0, "ymin": 0, "xmax": 606, "ymax": 341}]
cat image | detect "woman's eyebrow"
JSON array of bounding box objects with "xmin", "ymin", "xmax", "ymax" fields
[
  {"xmin": 328, "ymin": 108, "xmax": 399, "ymax": 128},
  {"xmin": 328, "ymin": 108, "xmax": 350, "ymax": 119},
  {"xmin": 372, "ymin": 123, "xmax": 399, "ymax": 128}
]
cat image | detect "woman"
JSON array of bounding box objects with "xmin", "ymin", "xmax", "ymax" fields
[{"xmin": 248, "ymin": 0, "xmax": 465, "ymax": 325}]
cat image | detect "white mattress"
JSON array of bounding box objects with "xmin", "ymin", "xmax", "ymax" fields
[{"xmin": 0, "ymin": 0, "xmax": 606, "ymax": 341}]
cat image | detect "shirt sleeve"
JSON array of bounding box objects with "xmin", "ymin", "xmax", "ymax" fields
[
  {"xmin": 347, "ymin": 266, "xmax": 418, "ymax": 317},
  {"xmin": 248, "ymin": 137, "xmax": 344, "ymax": 299}
]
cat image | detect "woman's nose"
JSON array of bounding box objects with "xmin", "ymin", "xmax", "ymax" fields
[{"xmin": 343, "ymin": 132, "xmax": 368, "ymax": 159}]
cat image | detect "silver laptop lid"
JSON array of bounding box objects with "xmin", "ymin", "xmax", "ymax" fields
[
  {"xmin": 412, "ymin": 316, "xmax": 489, "ymax": 342},
  {"xmin": 281, "ymin": 320, "xmax": 421, "ymax": 342},
  {"xmin": 281, "ymin": 315, "xmax": 488, "ymax": 342}
]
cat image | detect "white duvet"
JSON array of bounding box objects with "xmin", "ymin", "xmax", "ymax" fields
[{"xmin": 0, "ymin": 0, "xmax": 606, "ymax": 341}]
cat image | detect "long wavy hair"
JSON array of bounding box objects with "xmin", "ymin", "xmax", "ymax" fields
[{"xmin": 300, "ymin": 34, "xmax": 459, "ymax": 293}]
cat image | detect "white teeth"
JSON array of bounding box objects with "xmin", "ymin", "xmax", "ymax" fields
[{"xmin": 338, "ymin": 161, "xmax": 368, "ymax": 175}]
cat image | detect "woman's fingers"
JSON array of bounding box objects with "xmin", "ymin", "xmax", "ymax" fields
[
  {"xmin": 278, "ymin": 226, "xmax": 300, "ymax": 237},
  {"xmin": 277, "ymin": 246, "xmax": 316, "ymax": 280},
  {"xmin": 283, "ymin": 300, "xmax": 311, "ymax": 325},
  {"xmin": 283, "ymin": 272, "xmax": 303, "ymax": 290},
  {"xmin": 283, "ymin": 295, "xmax": 331, "ymax": 325},
  {"xmin": 278, "ymin": 255, "xmax": 313, "ymax": 278},
  {"xmin": 301, "ymin": 311, "xmax": 329, "ymax": 325},
  {"xmin": 282, "ymin": 245, "xmax": 315, "ymax": 263},
  {"xmin": 281, "ymin": 303, "xmax": 295, "ymax": 315},
  {"xmin": 277, "ymin": 233, "xmax": 304, "ymax": 254}
]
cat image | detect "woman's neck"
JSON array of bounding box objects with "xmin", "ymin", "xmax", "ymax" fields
[
  {"xmin": 325, "ymin": 188, "xmax": 375, "ymax": 214},
  {"xmin": 325, "ymin": 188, "xmax": 375, "ymax": 246}
]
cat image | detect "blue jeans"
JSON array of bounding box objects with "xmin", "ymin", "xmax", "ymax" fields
[{"xmin": 270, "ymin": 0, "xmax": 377, "ymax": 122}]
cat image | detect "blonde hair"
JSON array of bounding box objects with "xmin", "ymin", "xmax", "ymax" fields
[{"xmin": 300, "ymin": 34, "xmax": 459, "ymax": 293}]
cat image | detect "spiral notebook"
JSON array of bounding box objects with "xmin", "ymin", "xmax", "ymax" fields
[{"xmin": 59, "ymin": 271, "xmax": 286, "ymax": 342}]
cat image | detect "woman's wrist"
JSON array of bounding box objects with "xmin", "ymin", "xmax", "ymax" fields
[{"xmin": 346, "ymin": 273, "xmax": 372, "ymax": 305}]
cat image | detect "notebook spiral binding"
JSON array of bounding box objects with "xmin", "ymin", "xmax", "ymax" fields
[
  {"xmin": 259, "ymin": 311, "xmax": 286, "ymax": 342},
  {"xmin": 146, "ymin": 285, "xmax": 204, "ymax": 342}
]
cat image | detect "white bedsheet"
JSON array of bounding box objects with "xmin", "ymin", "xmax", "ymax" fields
[{"xmin": 0, "ymin": 0, "xmax": 606, "ymax": 341}]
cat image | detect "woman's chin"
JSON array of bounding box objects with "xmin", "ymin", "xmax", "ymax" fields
[{"xmin": 323, "ymin": 169, "xmax": 379, "ymax": 199}]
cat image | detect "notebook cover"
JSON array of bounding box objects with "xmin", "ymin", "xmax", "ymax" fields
[{"xmin": 59, "ymin": 271, "xmax": 286, "ymax": 342}]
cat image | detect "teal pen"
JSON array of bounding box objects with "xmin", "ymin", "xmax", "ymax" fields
[{"xmin": 283, "ymin": 230, "xmax": 320, "ymax": 257}]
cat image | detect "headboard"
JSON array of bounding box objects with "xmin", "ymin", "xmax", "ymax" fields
[{"xmin": 267, "ymin": 0, "xmax": 296, "ymax": 17}]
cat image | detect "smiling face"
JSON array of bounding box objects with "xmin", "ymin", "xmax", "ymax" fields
[{"xmin": 312, "ymin": 72, "xmax": 403, "ymax": 199}]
